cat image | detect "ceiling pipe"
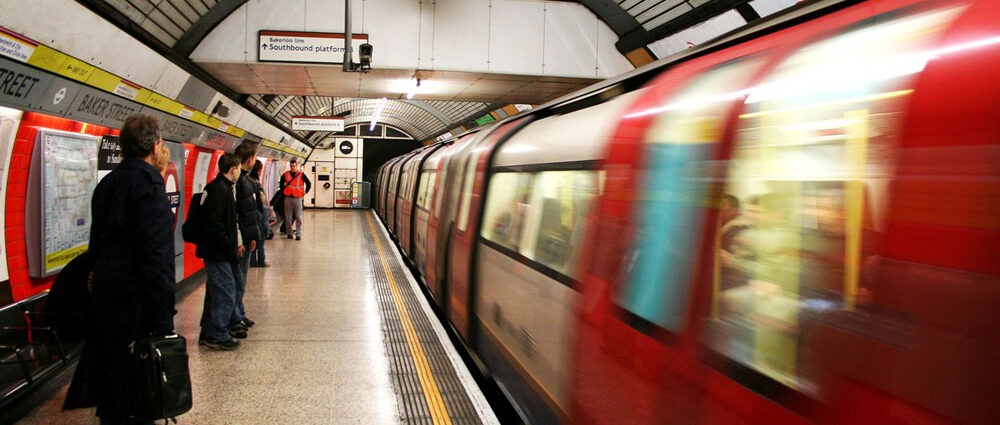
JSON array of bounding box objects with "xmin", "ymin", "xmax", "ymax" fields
[{"xmin": 343, "ymin": 0, "xmax": 353, "ymax": 72}]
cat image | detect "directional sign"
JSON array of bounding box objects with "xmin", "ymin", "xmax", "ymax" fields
[
  {"xmin": 292, "ymin": 115, "xmax": 345, "ymax": 132},
  {"xmin": 259, "ymin": 30, "xmax": 368, "ymax": 64}
]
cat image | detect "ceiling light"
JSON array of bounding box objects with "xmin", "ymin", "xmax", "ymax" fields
[
  {"xmin": 370, "ymin": 97, "xmax": 387, "ymax": 131},
  {"xmin": 405, "ymin": 78, "xmax": 421, "ymax": 100}
]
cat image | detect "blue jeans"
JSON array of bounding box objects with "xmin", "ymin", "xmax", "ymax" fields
[
  {"xmin": 229, "ymin": 250, "xmax": 251, "ymax": 327},
  {"xmin": 251, "ymin": 220, "xmax": 267, "ymax": 266},
  {"xmin": 201, "ymin": 260, "xmax": 241, "ymax": 341}
]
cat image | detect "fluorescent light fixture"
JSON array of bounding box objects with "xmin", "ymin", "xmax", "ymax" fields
[
  {"xmin": 370, "ymin": 97, "xmax": 387, "ymax": 131},
  {"xmin": 405, "ymin": 78, "xmax": 421, "ymax": 100}
]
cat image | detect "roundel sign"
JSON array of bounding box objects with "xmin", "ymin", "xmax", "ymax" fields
[
  {"xmin": 164, "ymin": 161, "xmax": 181, "ymax": 230},
  {"xmin": 338, "ymin": 140, "xmax": 354, "ymax": 155}
]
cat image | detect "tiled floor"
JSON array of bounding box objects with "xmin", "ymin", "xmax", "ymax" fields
[{"xmin": 14, "ymin": 210, "xmax": 443, "ymax": 425}]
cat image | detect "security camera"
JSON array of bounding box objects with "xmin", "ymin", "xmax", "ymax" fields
[{"xmin": 359, "ymin": 43, "xmax": 373, "ymax": 71}]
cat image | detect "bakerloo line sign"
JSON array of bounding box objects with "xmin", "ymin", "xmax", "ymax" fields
[{"xmin": 258, "ymin": 30, "xmax": 368, "ymax": 64}]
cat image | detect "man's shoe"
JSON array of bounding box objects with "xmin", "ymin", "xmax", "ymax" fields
[
  {"xmin": 229, "ymin": 328, "xmax": 248, "ymax": 339},
  {"xmin": 200, "ymin": 338, "xmax": 239, "ymax": 350},
  {"xmin": 242, "ymin": 318, "xmax": 256, "ymax": 328},
  {"xmin": 294, "ymin": 234, "xmax": 301, "ymax": 240},
  {"xmin": 287, "ymin": 234, "xmax": 293, "ymax": 239}
]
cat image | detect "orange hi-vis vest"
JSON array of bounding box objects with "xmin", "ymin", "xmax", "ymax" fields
[{"xmin": 283, "ymin": 171, "xmax": 306, "ymax": 197}]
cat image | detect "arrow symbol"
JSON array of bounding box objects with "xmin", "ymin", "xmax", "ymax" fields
[{"xmin": 262, "ymin": 44, "xmax": 268, "ymax": 50}]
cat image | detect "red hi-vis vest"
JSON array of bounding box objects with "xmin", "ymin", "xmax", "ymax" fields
[{"xmin": 283, "ymin": 171, "xmax": 306, "ymax": 197}]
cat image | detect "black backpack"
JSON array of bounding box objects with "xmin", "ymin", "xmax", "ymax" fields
[{"xmin": 181, "ymin": 192, "xmax": 207, "ymax": 244}]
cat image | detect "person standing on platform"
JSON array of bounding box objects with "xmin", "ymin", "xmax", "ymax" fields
[
  {"xmin": 196, "ymin": 153, "xmax": 244, "ymax": 350},
  {"xmin": 231, "ymin": 143, "xmax": 262, "ymax": 333},
  {"xmin": 280, "ymin": 158, "xmax": 311, "ymax": 240},
  {"xmin": 250, "ymin": 160, "xmax": 271, "ymax": 268},
  {"xmin": 64, "ymin": 114, "xmax": 176, "ymax": 425}
]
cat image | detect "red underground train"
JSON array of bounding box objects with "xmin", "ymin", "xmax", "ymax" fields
[{"xmin": 374, "ymin": 0, "xmax": 1000, "ymax": 423}]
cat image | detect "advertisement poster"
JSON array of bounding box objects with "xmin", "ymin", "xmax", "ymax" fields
[
  {"xmin": 0, "ymin": 107, "xmax": 22, "ymax": 284},
  {"xmin": 193, "ymin": 151, "xmax": 211, "ymax": 193},
  {"xmin": 97, "ymin": 134, "xmax": 121, "ymax": 182}
]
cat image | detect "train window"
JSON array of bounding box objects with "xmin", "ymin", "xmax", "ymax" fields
[
  {"xmin": 456, "ymin": 150, "xmax": 482, "ymax": 232},
  {"xmin": 703, "ymin": 6, "xmax": 964, "ymax": 393},
  {"xmin": 422, "ymin": 172, "xmax": 437, "ymax": 211},
  {"xmin": 519, "ymin": 170, "xmax": 602, "ymax": 276},
  {"xmin": 617, "ymin": 56, "xmax": 765, "ymax": 335},
  {"xmin": 401, "ymin": 164, "xmax": 413, "ymax": 201},
  {"xmin": 389, "ymin": 165, "xmax": 399, "ymax": 195},
  {"xmin": 434, "ymin": 156, "xmax": 451, "ymax": 219},
  {"xmin": 416, "ymin": 171, "xmax": 432, "ymax": 209},
  {"xmin": 481, "ymin": 172, "xmax": 535, "ymax": 251}
]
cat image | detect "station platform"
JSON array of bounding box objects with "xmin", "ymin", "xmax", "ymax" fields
[{"xmin": 13, "ymin": 210, "xmax": 499, "ymax": 425}]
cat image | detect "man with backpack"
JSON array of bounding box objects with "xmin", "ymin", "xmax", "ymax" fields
[
  {"xmin": 192, "ymin": 153, "xmax": 244, "ymax": 350},
  {"xmin": 280, "ymin": 159, "xmax": 311, "ymax": 240}
]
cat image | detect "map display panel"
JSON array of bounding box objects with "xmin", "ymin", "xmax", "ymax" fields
[{"xmin": 40, "ymin": 130, "xmax": 98, "ymax": 275}]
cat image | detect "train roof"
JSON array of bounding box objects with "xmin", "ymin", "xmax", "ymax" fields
[{"xmin": 492, "ymin": 89, "xmax": 644, "ymax": 169}]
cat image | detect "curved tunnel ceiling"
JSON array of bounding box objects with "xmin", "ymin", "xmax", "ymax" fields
[{"xmin": 246, "ymin": 95, "xmax": 497, "ymax": 145}]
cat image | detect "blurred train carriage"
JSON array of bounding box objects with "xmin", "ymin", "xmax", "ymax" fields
[{"xmin": 373, "ymin": 0, "xmax": 1000, "ymax": 423}]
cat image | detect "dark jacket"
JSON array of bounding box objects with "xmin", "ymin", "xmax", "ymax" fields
[
  {"xmin": 41, "ymin": 250, "xmax": 91, "ymax": 342},
  {"xmin": 279, "ymin": 170, "xmax": 312, "ymax": 197},
  {"xmin": 65, "ymin": 158, "xmax": 176, "ymax": 416},
  {"xmin": 236, "ymin": 169, "xmax": 262, "ymax": 243},
  {"xmin": 195, "ymin": 174, "xmax": 240, "ymax": 262}
]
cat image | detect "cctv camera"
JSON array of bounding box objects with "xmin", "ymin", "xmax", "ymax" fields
[{"xmin": 359, "ymin": 43, "xmax": 373, "ymax": 70}]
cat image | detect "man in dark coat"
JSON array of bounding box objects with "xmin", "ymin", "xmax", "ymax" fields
[
  {"xmin": 64, "ymin": 114, "xmax": 176, "ymax": 425},
  {"xmin": 196, "ymin": 153, "xmax": 244, "ymax": 350},
  {"xmin": 230, "ymin": 142, "xmax": 262, "ymax": 335}
]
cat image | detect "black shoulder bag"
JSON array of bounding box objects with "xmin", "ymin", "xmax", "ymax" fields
[{"xmin": 130, "ymin": 333, "xmax": 193, "ymax": 423}]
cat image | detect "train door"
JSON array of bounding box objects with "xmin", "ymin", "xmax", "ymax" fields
[
  {"xmin": 426, "ymin": 137, "xmax": 473, "ymax": 308},
  {"xmin": 447, "ymin": 119, "xmax": 530, "ymax": 340},
  {"xmin": 312, "ymin": 161, "xmax": 335, "ymax": 208}
]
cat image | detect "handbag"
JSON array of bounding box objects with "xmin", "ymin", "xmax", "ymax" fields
[{"xmin": 129, "ymin": 333, "xmax": 193, "ymax": 422}]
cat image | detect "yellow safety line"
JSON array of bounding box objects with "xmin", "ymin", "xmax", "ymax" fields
[{"xmin": 366, "ymin": 214, "xmax": 454, "ymax": 425}]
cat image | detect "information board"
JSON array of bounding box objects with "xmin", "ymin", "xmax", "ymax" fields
[
  {"xmin": 28, "ymin": 129, "xmax": 98, "ymax": 277},
  {"xmin": 0, "ymin": 108, "xmax": 22, "ymax": 283}
]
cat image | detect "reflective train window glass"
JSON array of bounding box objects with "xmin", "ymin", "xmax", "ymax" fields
[
  {"xmin": 456, "ymin": 150, "xmax": 482, "ymax": 232},
  {"xmin": 422, "ymin": 172, "xmax": 437, "ymax": 211},
  {"xmin": 434, "ymin": 154, "xmax": 452, "ymax": 219},
  {"xmin": 617, "ymin": 56, "xmax": 765, "ymax": 334},
  {"xmin": 518, "ymin": 170, "xmax": 601, "ymax": 277},
  {"xmin": 416, "ymin": 171, "xmax": 431, "ymax": 209},
  {"xmin": 404, "ymin": 165, "xmax": 415, "ymax": 201},
  {"xmin": 481, "ymin": 172, "xmax": 534, "ymax": 251},
  {"xmin": 389, "ymin": 166, "xmax": 399, "ymax": 195},
  {"xmin": 704, "ymin": 6, "xmax": 963, "ymax": 392}
]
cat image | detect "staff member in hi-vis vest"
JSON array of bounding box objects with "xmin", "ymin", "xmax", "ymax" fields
[{"xmin": 279, "ymin": 159, "xmax": 311, "ymax": 240}]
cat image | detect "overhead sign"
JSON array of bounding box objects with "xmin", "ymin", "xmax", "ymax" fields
[
  {"xmin": 259, "ymin": 30, "xmax": 368, "ymax": 64},
  {"xmin": 292, "ymin": 116, "xmax": 345, "ymax": 132}
]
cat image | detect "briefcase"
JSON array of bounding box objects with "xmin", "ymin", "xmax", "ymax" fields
[{"xmin": 129, "ymin": 333, "xmax": 193, "ymax": 421}]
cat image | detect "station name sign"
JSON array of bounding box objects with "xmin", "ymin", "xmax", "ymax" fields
[
  {"xmin": 259, "ymin": 30, "xmax": 368, "ymax": 64},
  {"xmin": 291, "ymin": 116, "xmax": 345, "ymax": 132}
]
